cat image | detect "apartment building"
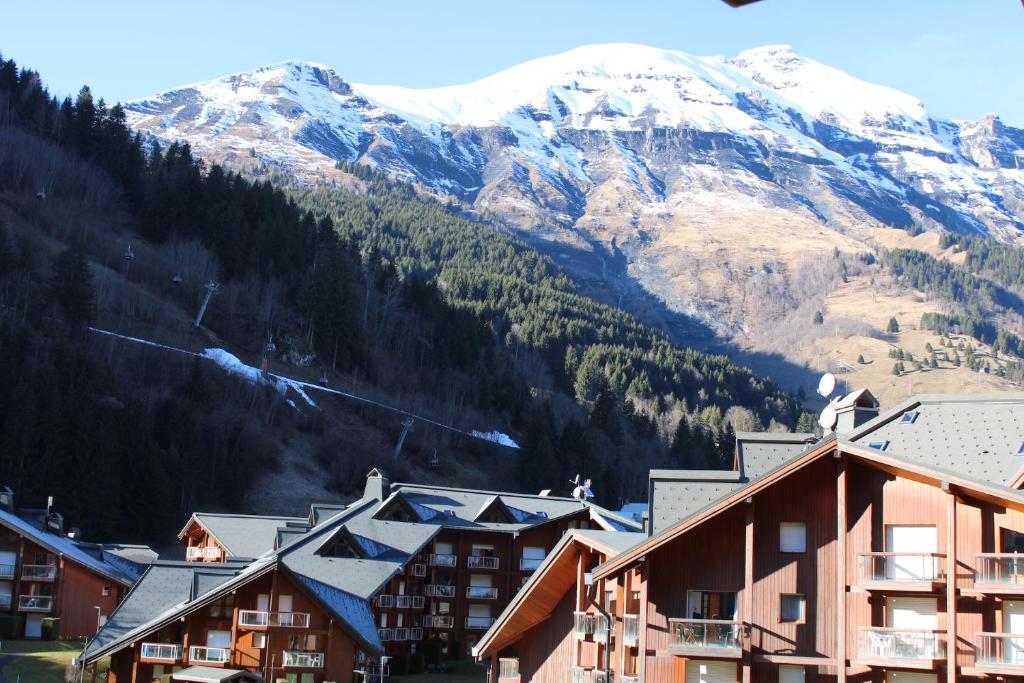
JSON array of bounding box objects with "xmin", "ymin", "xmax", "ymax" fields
[
  {"xmin": 80, "ymin": 469, "xmax": 639, "ymax": 682},
  {"xmin": 475, "ymin": 392, "xmax": 1024, "ymax": 683},
  {"xmin": 0, "ymin": 489, "xmax": 154, "ymax": 639}
]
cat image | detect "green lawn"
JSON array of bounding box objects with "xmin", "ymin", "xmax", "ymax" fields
[{"xmin": 0, "ymin": 640, "xmax": 84, "ymax": 683}]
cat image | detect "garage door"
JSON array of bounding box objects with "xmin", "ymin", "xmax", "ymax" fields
[{"xmin": 685, "ymin": 660, "xmax": 737, "ymax": 683}]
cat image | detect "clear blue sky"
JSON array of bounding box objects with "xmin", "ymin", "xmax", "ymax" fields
[{"xmin": 3, "ymin": 0, "xmax": 1022, "ymax": 125}]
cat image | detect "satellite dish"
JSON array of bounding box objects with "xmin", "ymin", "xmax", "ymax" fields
[
  {"xmin": 818, "ymin": 399, "xmax": 838, "ymax": 432},
  {"xmin": 817, "ymin": 373, "xmax": 837, "ymax": 399}
]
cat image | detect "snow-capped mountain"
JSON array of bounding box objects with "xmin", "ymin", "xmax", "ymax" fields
[{"xmin": 125, "ymin": 43, "xmax": 1024, "ymax": 337}]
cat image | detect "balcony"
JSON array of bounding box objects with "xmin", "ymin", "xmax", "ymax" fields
[
  {"xmin": 520, "ymin": 557, "xmax": 543, "ymax": 572},
  {"xmin": 395, "ymin": 596, "xmax": 413, "ymax": 609},
  {"xmin": 974, "ymin": 632, "xmax": 1024, "ymax": 674},
  {"xmin": 17, "ymin": 595, "xmax": 53, "ymax": 612},
  {"xmin": 466, "ymin": 616, "xmax": 495, "ymax": 630},
  {"xmin": 468, "ymin": 555, "xmax": 499, "ymax": 570},
  {"xmin": 857, "ymin": 627, "xmax": 946, "ymax": 669},
  {"xmin": 427, "ymin": 584, "xmax": 456, "ymax": 598},
  {"xmin": 623, "ymin": 614, "xmax": 639, "ymax": 647},
  {"xmin": 621, "ymin": 677, "xmax": 640, "ymax": 683},
  {"xmin": 858, "ymin": 553, "xmax": 946, "ymax": 591},
  {"xmin": 667, "ymin": 618, "xmax": 743, "ymax": 659},
  {"xmin": 498, "ymin": 657, "xmax": 520, "ymax": 682},
  {"xmin": 378, "ymin": 628, "xmax": 393, "ymax": 642},
  {"xmin": 975, "ymin": 554, "xmax": 1024, "ymax": 593},
  {"xmin": 283, "ymin": 651, "xmax": 324, "ymax": 668},
  {"xmin": 0, "ymin": 564, "xmax": 14, "ymax": 579},
  {"xmin": 21, "ymin": 564, "xmax": 57, "ymax": 581},
  {"xmin": 571, "ymin": 667, "xmax": 594, "ymax": 683},
  {"xmin": 467, "ymin": 586, "xmax": 499, "ymax": 600},
  {"xmin": 410, "ymin": 627, "xmax": 423, "ymax": 640},
  {"xmin": 426, "ymin": 615, "xmax": 454, "ymax": 628},
  {"xmin": 377, "ymin": 595, "xmax": 394, "ymax": 608},
  {"xmin": 393, "ymin": 628, "xmax": 409, "ymax": 641},
  {"xmin": 189, "ymin": 646, "xmax": 230, "ymax": 665},
  {"xmin": 573, "ymin": 611, "xmax": 595, "ymax": 637},
  {"xmin": 593, "ymin": 614, "xmax": 610, "ymax": 641},
  {"xmin": 429, "ymin": 554, "xmax": 457, "ymax": 567},
  {"xmin": 140, "ymin": 643, "xmax": 183, "ymax": 662},
  {"xmin": 186, "ymin": 546, "xmax": 203, "ymax": 561},
  {"xmin": 238, "ymin": 610, "xmax": 311, "ymax": 629}
]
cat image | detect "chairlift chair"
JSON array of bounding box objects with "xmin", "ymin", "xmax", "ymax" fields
[{"xmin": 123, "ymin": 244, "xmax": 135, "ymax": 261}]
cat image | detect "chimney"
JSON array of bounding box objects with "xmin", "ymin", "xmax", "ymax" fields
[
  {"xmin": 363, "ymin": 468, "xmax": 391, "ymax": 502},
  {"xmin": 44, "ymin": 496, "xmax": 64, "ymax": 535},
  {"xmin": 834, "ymin": 389, "xmax": 880, "ymax": 435},
  {"xmin": 0, "ymin": 487, "xmax": 14, "ymax": 513}
]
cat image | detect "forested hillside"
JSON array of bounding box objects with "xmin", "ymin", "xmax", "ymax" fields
[{"xmin": 0, "ymin": 53, "xmax": 801, "ymax": 544}]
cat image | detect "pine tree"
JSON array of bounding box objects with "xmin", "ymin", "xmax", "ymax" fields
[
  {"xmin": 813, "ymin": 311, "xmax": 824, "ymax": 325},
  {"xmin": 50, "ymin": 244, "xmax": 96, "ymax": 332},
  {"xmin": 857, "ymin": 354, "xmax": 866, "ymax": 364},
  {"xmin": 796, "ymin": 412, "xmax": 819, "ymax": 434},
  {"xmin": 892, "ymin": 363, "xmax": 901, "ymax": 376},
  {"xmin": 887, "ymin": 317, "xmax": 900, "ymax": 333}
]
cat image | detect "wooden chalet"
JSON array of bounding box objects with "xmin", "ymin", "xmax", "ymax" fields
[{"xmin": 475, "ymin": 392, "xmax": 1024, "ymax": 683}]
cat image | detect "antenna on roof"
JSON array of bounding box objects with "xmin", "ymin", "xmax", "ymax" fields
[
  {"xmin": 571, "ymin": 475, "xmax": 594, "ymax": 501},
  {"xmin": 817, "ymin": 372, "xmax": 837, "ymax": 399},
  {"xmin": 816, "ymin": 372, "xmax": 839, "ymax": 432}
]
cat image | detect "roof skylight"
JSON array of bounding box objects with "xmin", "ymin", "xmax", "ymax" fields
[
  {"xmin": 868, "ymin": 440, "xmax": 888, "ymax": 451},
  {"xmin": 899, "ymin": 411, "xmax": 919, "ymax": 425}
]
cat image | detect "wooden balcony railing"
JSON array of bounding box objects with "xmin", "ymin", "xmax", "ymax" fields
[
  {"xmin": 426, "ymin": 584, "xmax": 456, "ymax": 598},
  {"xmin": 623, "ymin": 614, "xmax": 640, "ymax": 646},
  {"xmin": 976, "ymin": 554, "xmax": 1024, "ymax": 591},
  {"xmin": 189, "ymin": 646, "xmax": 230, "ymax": 664},
  {"xmin": 17, "ymin": 595, "xmax": 53, "ymax": 612},
  {"xmin": 467, "ymin": 555, "xmax": 499, "ymax": 570},
  {"xmin": 668, "ymin": 618, "xmax": 743, "ymax": 656},
  {"xmin": 975, "ymin": 632, "xmax": 1024, "ymax": 669},
  {"xmin": 857, "ymin": 627, "xmax": 946, "ymax": 662},
  {"xmin": 140, "ymin": 643, "xmax": 182, "ymax": 662},
  {"xmin": 428, "ymin": 554, "xmax": 457, "ymax": 567},
  {"xmin": 465, "ymin": 616, "xmax": 495, "ymax": 630},
  {"xmin": 498, "ymin": 657, "xmax": 520, "ymax": 682},
  {"xmin": 858, "ymin": 552, "xmax": 945, "ymax": 586},
  {"xmin": 282, "ymin": 651, "xmax": 324, "ymax": 668},
  {"xmin": 238, "ymin": 610, "xmax": 311, "ymax": 628},
  {"xmin": 21, "ymin": 564, "xmax": 57, "ymax": 581},
  {"xmin": 467, "ymin": 586, "xmax": 499, "ymax": 600}
]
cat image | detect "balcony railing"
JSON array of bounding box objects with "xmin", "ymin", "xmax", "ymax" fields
[
  {"xmin": 0, "ymin": 595, "xmax": 11, "ymax": 610},
  {"xmin": 283, "ymin": 651, "xmax": 324, "ymax": 668},
  {"xmin": 571, "ymin": 666, "xmax": 594, "ymax": 683},
  {"xmin": 410, "ymin": 563, "xmax": 427, "ymax": 577},
  {"xmin": 377, "ymin": 595, "xmax": 394, "ymax": 608},
  {"xmin": 393, "ymin": 628, "xmax": 410, "ymax": 641},
  {"xmin": 520, "ymin": 557, "xmax": 543, "ymax": 571},
  {"xmin": 976, "ymin": 554, "xmax": 1024, "ymax": 591},
  {"xmin": 189, "ymin": 646, "xmax": 230, "ymax": 664},
  {"xmin": 410, "ymin": 627, "xmax": 423, "ymax": 640},
  {"xmin": 17, "ymin": 595, "xmax": 53, "ymax": 612},
  {"xmin": 466, "ymin": 616, "xmax": 495, "ymax": 630},
  {"xmin": 623, "ymin": 614, "xmax": 639, "ymax": 647},
  {"xmin": 593, "ymin": 671, "xmax": 611, "ymax": 683},
  {"xmin": 976, "ymin": 632, "xmax": 1024, "ymax": 669},
  {"xmin": 858, "ymin": 553, "xmax": 945, "ymax": 586},
  {"xmin": 140, "ymin": 643, "xmax": 182, "ymax": 662},
  {"xmin": 668, "ymin": 619, "xmax": 743, "ymax": 656},
  {"xmin": 186, "ymin": 546, "xmax": 203, "ymax": 561},
  {"xmin": 467, "ymin": 586, "xmax": 499, "ymax": 600},
  {"xmin": 498, "ymin": 657, "xmax": 520, "ymax": 681},
  {"xmin": 593, "ymin": 614, "xmax": 610, "ymax": 641},
  {"xmin": 468, "ymin": 555, "xmax": 500, "ymax": 570},
  {"xmin": 857, "ymin": 627, "xmax": 946, "ymax": 662},
  {"xmin": 21, "ymin": 564, "xmax": 57, "ymax": 581},
  {"xmin": 378, "ymin": 628, "xmax": 393, "ymax": 642},
  {"xmin": 426, "ymin": 615, "xmax": 454, "ymax": 628},
  {"xmin": 238, "ymin": 610, "xmax": 311, "ymax": 628},
  {"xmin": 427, "ymin": 584, "xmax": 456, "ymax": 598},
  {"xmin": 395, "ymin": 596, "xmax": 414, "ymax": 609},
  {"xmin": 574, "ymin": 611, "xmax": 595, "ymax": 637},
  {"xmin": 621, "ymin": 676, "xmax": 640, "ymax": 683},
  {"xmin": 0, "ymin": 564, "xmax": 14, "ymax": 579},
  {"xmin": 202, "ymin": 547, "xmax": 222, "ymax": 561},
  {"xmin": 428, "ymin": 554, "xmax": 457, "ymax": 567}
]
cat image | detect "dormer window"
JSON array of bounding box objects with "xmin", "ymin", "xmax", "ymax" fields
[
  {"xmin": 899, "ymin": 411, "xmax": 919, "ymax": 425},
  {"xmin": 317, "ymin": 527, "xmax": 367, "ymax": 559},
  {"xmin": 868, "ymin": 440, "xmax": 889, "ymax": 451}
]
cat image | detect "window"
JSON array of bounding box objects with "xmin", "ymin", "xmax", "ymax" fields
[
  {"xmin": 868, "ymin": 440, "xmax": 889, "ymax": 451},
  {"xmin": 252, "ymin": 633, "xmax": 266, "ymax": 649},
  {"xmin": 102, "ymin": 586, "xmax": 112, "ymax": 597},
  {"xmin": 780, "ymin": 665, "xmax": 805, "ymax": 683},
  {"xmin": 686, "ymin": 590, "xmax": 737, "ymax": 620},
  {"xmin": 780, "ymin": 523, "xmax": 807, "ymax": 553},
  {"xmin": 899, "ymin": 411, "xmax": 919, "ymax": 425},
  {"xmin": 304, "ymin": 634, "xmax": 317, "ymax": 650},
  {"xmin": 206, "ymin": 630, "xmax": 231, "ymax": 648},
  {"xmin": 780, "ymin": 594, "xmax": 805, "ymax": 623},
  {"xmin": 380, "ymin": 613, "xmax": 388, "ymax": 628}
]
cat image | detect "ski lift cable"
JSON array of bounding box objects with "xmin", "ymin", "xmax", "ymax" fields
[{"xmin": 86, "ymin": 326, "xmax": 516, "ymax": 447}]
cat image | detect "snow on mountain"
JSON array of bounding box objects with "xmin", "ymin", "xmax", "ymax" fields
[{"xmin": 123, "ymin": 43, "xmax": 1024, "ymax": 336}]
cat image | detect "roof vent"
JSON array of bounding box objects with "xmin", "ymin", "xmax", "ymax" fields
[
  {"xmin": 535, "ymin": 511, "xmax": 548, "ymax": 519},
  {"xmin": 443, "ymin": 510, "xmax": 456, "ymax": 517}
]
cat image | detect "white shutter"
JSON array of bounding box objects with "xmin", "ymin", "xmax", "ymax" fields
[
  {"xmin": 470, "ymin": 573, "xmax": 493, "ymax": 587},
  {"xmin": 780, "ymin": 666, "xmax": 805, "ymax": 683},
  {"xmin": 887, "ymin": 597, "xmax": 938, "ymax": 630},
  {"xmin": 278, "ymin": 594, "xmax": 293, "ymax": 612},
  {"xmin": 779, "ymin": 523, "xmax": 806, "ymax": 553},
  {"xmin": 685, "ymin": 660, "xmax": 736, "ymax": 683},
  {"xmin": 468, "ymin": 604, "xmax": 491, "ymax": 618},
  {"xmin": 523, "ymin": 546, "xmax": 545, "ymax": 560},
  {"xmin": 435, "ymin": 542, "xmax": 454, "ymax": 554},
  {"xmin": 256, "ymin": 593, "xmax": 270, "ymax": 611},
  {"xmin": 886, "ymin": 672, "xmax": 937, "ymax": 683}
]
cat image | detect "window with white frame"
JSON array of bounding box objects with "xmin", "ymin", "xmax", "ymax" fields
[{"xmin": 780, "ymin": 523, "xmax": 807, "ymax": 553}]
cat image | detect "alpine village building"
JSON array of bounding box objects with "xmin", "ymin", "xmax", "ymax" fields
[
  {"xmin": 0, "ymin": 487, "xmax": 155, "ymax": 639},
  {"xmin": 78, "ymin": 471, "xmax": 641, "ymax": 683},
  {"xmin": 473, "ymin": 392, "xmax": 1024, "ymax": 683}
]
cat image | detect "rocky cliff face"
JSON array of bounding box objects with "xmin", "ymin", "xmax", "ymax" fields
[{"xmin": 125, "ymin": 44, "xmax": 1024, "ymax": 344}]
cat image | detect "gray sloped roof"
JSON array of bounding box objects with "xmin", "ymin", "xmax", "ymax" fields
[
  {"xmin": 572, "ymin": 529, "xmax": 644, "ymax": 554},
  {"xmin": 648, "ymin": 469, "xmax": 746, "ymax": 534},
  {"xmin": 188, "ymin": 513, "xmax": 307, "ymax": 558},
  {"xmin": 849, "ymin": 393, "xmax": 1024, "ymax": 487},
  {"xmin": 84, "ymin": 562, "xmax": 241, "ymax": 658},
  {"xmin": 736, "ymin": 432, "xmax": 818, "ymax": 481}
]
